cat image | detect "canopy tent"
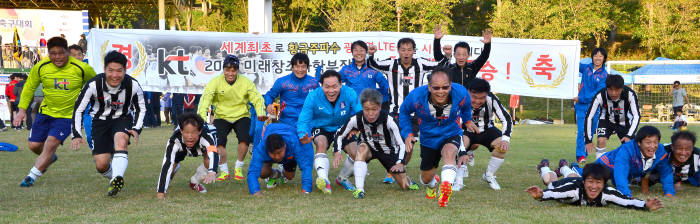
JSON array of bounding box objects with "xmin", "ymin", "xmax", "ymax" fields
[{"xmin": 628, "ymin": 57, "xmax": 700, "ymax": 84}]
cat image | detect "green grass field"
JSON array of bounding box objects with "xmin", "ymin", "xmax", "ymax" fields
[{"xmin": 1, "ymin": 124, "xmax": 699, "ymax": 223}]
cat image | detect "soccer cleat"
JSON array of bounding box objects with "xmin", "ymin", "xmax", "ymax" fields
[
  {"xmin": 266, "ymin": 177, "xmax": 281, "ymax": 189},
  {"xmin": 556, "ymin": 159, "xmax": 569, "ymax": 177},
  {"xmin": 216, "ymin": 171, "xmax": 230, "ymax": 181},
  {"xmin": 438, "ymin": 181, "xmax": 453, "ymax": 207},
  {"xmin": 536, "ymin": 159, "xmax": 550, "ymax": 174},
  {"xmin": 382, "ymin": 173, "xmax": 395, "ymax": 184},
  {"xmin": 335, "ymin": 177, "xmax": 356, "ymax": 191},
  {"xmin": 408, "ymin": 179, "xmax": 420, "ymax": 190},
  {"xmin": 577, "ymin": 156, "xmax": 586, "ymax": 164},
  {"xmin": 316, "ymin": 178, "xmax": 332, "ymax": 194},
  {"xmin": 425, "ymin": 186, "xmax": 437, "ymax": 199},
  {"xmin": 20, "ymin": 176, "xmax": 35, "ymax": 187},
  {"xmin": 108, "ymin": 176, "xmax": 124, "ymax": 197},
  {"xmin": 353, "ymin": 189, "xmax": 365, "ymax": 199},
  {"xmin": 189, "ymin": 182, "xmax": 207, "ymax": 193},
  {"xmin": 233, "ymin": 168, "xmax": 244, "ymax": 180},
  {"xmin": 482, "ymin": 173, "xmax": 501, "ymax": 190}
]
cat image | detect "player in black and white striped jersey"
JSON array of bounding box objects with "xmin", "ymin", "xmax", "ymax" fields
[
  {"xmin": 584, "ymin": 75, "xmax": 640, "ymax": 159},
  {"xmin": 461, "ymin": 78, "xmax": 512, "ymax": 191},
  {"xmin": 526, "ymin": 163, "xmax": 663, "ymax": 211},
  {"xmin": 70, "ymin": 51, "xmax": 146, "ymax": 197},
  {"xmin": 156, "ymin": 113, "xmax": 219, "ymax": 199},
  {"xmin": 334, "ymin": 89, "xmax": 419, "ymax": 199}
]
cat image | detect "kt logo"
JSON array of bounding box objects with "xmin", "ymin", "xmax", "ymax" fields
[
  {"xmin": 157, "ymin": 48, "xmax": 190, "ymax": 75},
  {"xmin": 54, "ymin": 79, "xmax": 69, "ymax": 90}
]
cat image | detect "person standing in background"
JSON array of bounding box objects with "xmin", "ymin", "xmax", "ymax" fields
[{"xmin": 669, "ymin": 80, "xmax": 689, "ymax": 119}]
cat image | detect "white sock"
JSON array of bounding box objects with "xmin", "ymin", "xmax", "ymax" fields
[
  {"xmin": 547, "ymin": 182, "xmax": 554, "ymax": 189},
  {"xmin": 455, "ymin": 165, "xmax": 465, "ymax": 185},
  {"xmin": 441, "ymin": 165, "xmax": 457, "ymax": 185},
  {"xmin": 420, "ymin": 175, "xmax": 438, "ymax": 188},
  {"xmin": 111, "ymin": 151, "xmax": 128, "ymax": 179},
  {"xmin": 560, "ymin": 166, "xmax": 580, "ymax": 178},
  {"xmin": 338, "ymin": 155, "xmax": 354, "ymax": 180},
  {"xmin": 235, "ymin": 160, "xmax": 245, "ymax": 169},
  {"xmin": 485, "ymin": 156, "xmax": 504, "ymax": 176},
  {"xmin": 461, "ymin": 165, "xmax": 469, "ymax": 177},
  {"xmin": 595, "ymin": 147, "xmax": 606, "ymax": 159},
  {"xmin": 314, "ymin": 153, "xmax": 329, "ymax": 180},
  {"xmin": 191, "ymin": 163, "xmax": 207, "ymax": 184},
  {"xmin": 28, "ymin": 167, "xmax": 43, "ymax": 179},
  {"xmin": 540, "ymin": 167, "xmax": 553, "ymax": 180},
  {"xmin": 219, "ymin": 163, "xmax": 229, "ymax": 174},
  {"xmin": 100, "ymin": 165, "xmax": 113, "ymax": 179},
  {"xmin": 354, "ymin": 161, "xmax": 368, "ymax": 191}
]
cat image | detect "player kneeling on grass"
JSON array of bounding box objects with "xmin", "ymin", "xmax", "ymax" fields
[
  {"xmin": 399, "ymin": 68, "xmax": 474, "ymax": 207},
  {"xmin": 156, "ymin": 113, "xmax": 219, "ymax": 199},
  {"xmin": 460, "ymin": 78, "xmax": 512, "ymax": 191},
  {"xmin": 593, "ymin": 126, "xmax": 675, "ymax": 198},
  {"xmin": 526, "ymin": 163, "xmax": 663, "ymax": 211},
  {"xmin": 71, "ymin": 51, "xmax": 146, "ymax": 197},
  {"xmin": 335, "ymin": 89, "xmax": 418, "ymax": 199},
  {"xmin": 248, "ymin": 123, "xmax": 314, "ymax": 196},
  {"xmin": 644, "ymin": 131, "xmax": 700, "ymax": 190}
]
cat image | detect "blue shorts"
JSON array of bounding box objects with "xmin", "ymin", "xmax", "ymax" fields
[{"xmin": 28, "ymin": 113, "xmax": 72, "ymax": 143}]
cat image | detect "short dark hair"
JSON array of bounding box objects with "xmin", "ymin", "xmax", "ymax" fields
[
  {"xmin": 674, "ymin": 80, "xmax": 680, "ymax": 85},
  {"xmin": 454, "ymin": 42, "xmax": 471, "ymax": 54},
  {"xmin": 591, "ymin": 47, "xmax": 607, "ymax": 65},
  {"xmin": 671, "ymin": 131, "xmax": 696, "ymax": 145},
  {"xmin": 635, "ymin": 126, "xmax": 661, "ymax": 143},
  {"xmin": 177, "ymin": 113, "xmax": 205, "ymax": 131},
  {"xmin": 605, "ymin": 75, "xmax": 624, "ymax": 89},
  {"xmin": 47, "ymin": 37, "xmax": 68, "ymax": 50},
  {"xmin": 265, "ymin": 134, "xmax": 286, "ymax": 153},
  {"xmin": 68, "ymin": 44, "xmax": 83, "ymax": 53},
  {"xmin": 351, "ymin": 40, "xmax": 368, "ymax": 52},
  {"xmin": 360, "ymin": 89, "xmax": 383, "ymax": 105},
  {"xmin": 397, "ymin": 38, "xmax": 416, "ymax": 50},
  {"xmin": 427, "ymin": 67, "xmax": 450, "ymax": 85},
  {"xmin": 319, "ymin": 70, "xmax": 342, "ymax": 85},
  {"xmin": 468, "ymin": 78, "xmax": 491, "ymax": 93},
  {"xmin": 104, "ymin": 51, "xmax": 128, "ymax": 69},
  {"xmin": 290, "ymin": 52, "xmax": 310, "ymax": 66},
  {"xmin": 582, "ymin": 163, "xmax": 610, "ymax": 182}
]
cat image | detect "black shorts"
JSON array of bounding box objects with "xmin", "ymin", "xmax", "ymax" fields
[
  {"xmin": 596, "ymin": 120, "xmax": 631, "ymax": 141},
  {"xmin": 213, "ymin": 117, "xmax": 251, "ymax": 146},
  {"xmin": 311, "ymin": 128, "xmax": 358, "ymax": 151},
  {"xmin": 91, "ymin": 116, "xmax": 133, "ymax": 155},
  {"xmin": 390, "ymin": 112, "xmax": 419, "ymax": 137},
  {"xmin": 673, "ymin": 106, "xmax": 683, "ymax": 114},
  {"xmin": 359, "ymin": 142, "xmax": 405, "ymax": 174},
  {"xmin": 419, "ymin": 135, "xmax": 461, "ymax": 171},
  {"xmin": 464, "ymin": 127, "xmax": 503, "ymax": 152}
]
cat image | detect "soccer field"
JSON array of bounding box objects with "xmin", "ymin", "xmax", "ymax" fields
[{"xmin": 1, "ymin": 124, "xmax": 698, "ymax": 223}]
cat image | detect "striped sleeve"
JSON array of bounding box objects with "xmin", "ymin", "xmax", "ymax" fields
[
  {"xmin": 386, "ymin": 117, "xmax": 406, "ymax": 164},
  {"xmin": 157, "ymin": 135, "xmax": 181, "ymax": 193},
  {"xmin": 584, "ymin": 91, "xmax": 604, "ymax": 143},
  {"xmin": 626, "ymin": 90, "xmax": 641, "ymax": 138},
  {"xmin": 200, "ymin": 128, "xmax": 219, "ymax": 173},
  {"xmin": 601, "ymin": 187, "xmax": 647, "ymax": 210},
  {"xmin": 335, "ymin": 115, "xmax": 359, "ymax": 153},
  {"xmin": 490, "ymin": 93, "xmax": 513, "ymax": 140},
  {"xmin": 367, "ymin": 55, "xmax": 393, "ymax": 73},
  {"xmin": 130, "ymin": 79, "xmax": 147, "ymax": 133},
  {"xmin": 71, "ymin": 80, "xmax": 96, "ymax": 139},
  {"xmin": 541, "ymin": 182, "xmax": 580, "ymax": 203},
  {"xmin": 417, "ymin": 57, "xmax": 444, "ymax": 85}
]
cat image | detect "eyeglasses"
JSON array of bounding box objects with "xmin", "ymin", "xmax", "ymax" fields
[{"xmin": 431, "ymin": 85, "xmax": 450, "ymax": 91}]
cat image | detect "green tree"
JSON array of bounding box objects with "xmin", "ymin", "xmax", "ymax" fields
[{"xmin": 633, "ymin": 0, "xmax": 700, "ymax": 59}]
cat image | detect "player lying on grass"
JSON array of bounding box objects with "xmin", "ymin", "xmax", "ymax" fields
[
  {"xmin": 526, "ymin": 163, "xmax": 663, "ymax": 211},
  {"xmin": 248, "ymin": 123, "xmax": 314, "ymax": 196},
  {"xmin": 643, "ymin": 131, "xmax": 700, "ymax": 191},
  {"xmin": 335, "ymin": 89, "xmax": 419, "ymax": 199},
  {"xmin": 156, "ymin": 113, "xmax": 219, "ymax": 199},
  {"xmin": 71, "ymin": 51, "xmax": 146, "ymax": 196},
  {"xmin": 593, "ymin": 126, "xmax": 675, "ymax": 198}
]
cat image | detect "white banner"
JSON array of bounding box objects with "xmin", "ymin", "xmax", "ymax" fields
[
  {"xmin": 87, "ymin": 29, "xmax": 580, "ymax": 98},
  {"xmin": 0, "ymin": 8, "xmax": 88, "ymax": 47}
]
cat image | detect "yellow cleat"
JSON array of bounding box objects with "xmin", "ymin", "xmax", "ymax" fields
[
  {"xmin": 216, "ymin": 171, "xmax": 230, "ymax": 181},
  {"xmin": 233, "ymin": 168, "xmax": 244, "ymax": 180},
  {"xmin": 425, "ymin": 186, "xmax": 437, "ymax": 199},
  {"xmin": 438, "ymin": 181, "xmax": 453, "ymax": 207}
]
